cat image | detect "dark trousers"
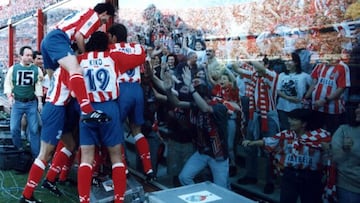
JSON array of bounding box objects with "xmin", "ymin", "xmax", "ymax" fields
[{"xmin": 280, "ymin": 168, "xmax": 322, "ymax": 203}]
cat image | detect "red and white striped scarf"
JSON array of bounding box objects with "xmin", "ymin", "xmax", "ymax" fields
[
  {"xmin": 248, "ymin": 73, "xmax": 276, "ymax": 132},
  {"xmin": 268, "ymin": 128, "xmax": 331, "ymax": 176}
]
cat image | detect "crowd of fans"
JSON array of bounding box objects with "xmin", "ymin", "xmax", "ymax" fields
[{"xmin": 115, "ymin": 0, "xmax": 356, "ymax": 58}]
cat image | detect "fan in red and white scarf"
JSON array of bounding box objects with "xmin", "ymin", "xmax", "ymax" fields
[
  {"xmin": 232, "ymin": 60, "xmax": 278, "ymax": 133},
  {"xmin": 242, "ymin": 108, "xmax": 332, "ymax": 201},
  {"xmin": 264, "ymin": 127, "xmax": 336, "ymax": 202},
  {"xmin": 247, "ymin": 68, "xmax": 278, "ymax": 132},
  {"xmin": 263, "ymin": 128, "xmax": 331, "ymax": 170}
]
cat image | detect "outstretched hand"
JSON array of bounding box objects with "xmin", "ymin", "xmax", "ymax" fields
[{"xmin": 182, "ymin": 66, "xmax": 192, "ymax": 87}]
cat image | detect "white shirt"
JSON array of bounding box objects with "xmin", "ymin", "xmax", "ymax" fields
[{"xmin": 276, "ymin": 72, "xmax": 312, "ymax": 112}]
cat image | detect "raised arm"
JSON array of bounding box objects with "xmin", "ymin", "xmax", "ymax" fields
[
  {"xmin": 163, "ymin": 72, "xmax": 190, "ymax": 108},
  {"xmin": 232, "ymin": 62, "xmax": 253, "ymax": 77},
  {"xmin": 182, "ymin": 67, "xmax": 212, "ymax": 113}
]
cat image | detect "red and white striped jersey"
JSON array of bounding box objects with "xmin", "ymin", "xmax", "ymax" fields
[
  {"xmin": 79, "ymin": 52, "xmax": 119, "ymax": 102},
  {"xmin": 264, "ymin": 128, "xmax": 331, "ymax": 171},
  {"xmin": 45, "ymin": 67, "xmax": 72, "ymax": 106},
  {"xmin": 310, "ymin": 62, "xmax": 350, "ymax": 114},
  {"xmin": 117, "ymin": 66, "xmax": 142, "ymax": 83},
  {"xmin": 55, "ymin": 9, "xmax": 101, "ymax": 42},
  {"xmin": 78, "ymin": 45, "xmax": 146, "ymax": 102},
  {"xmin": 109, "ymin": 43, "xmax": 144, "ymax": 83}
]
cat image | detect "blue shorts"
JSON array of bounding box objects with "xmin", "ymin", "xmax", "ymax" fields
[
  {"xmin": 41, "ymin": 29, "xmax": 75, "ymax": 70},
  {"xmin": 79, "ymin": 100, "xmax": 123, "ymax": 147},
  {"xmin": 118, "ymin": 82, "xmax": 144, "ymax": 125},
  {"xmin": 41, "ymin": 101, "xmax": 79, "ymax": 145}
]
